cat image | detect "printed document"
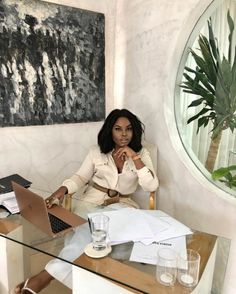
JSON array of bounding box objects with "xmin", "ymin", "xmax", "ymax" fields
[{"xmin": 130, "ymin": 235, "xmax": 186, "ymax": 265}]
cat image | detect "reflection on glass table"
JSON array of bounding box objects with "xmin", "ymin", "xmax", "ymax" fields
[{"xmin": 0, "ymin": 197, "xmax": 230, "ymax": 294}]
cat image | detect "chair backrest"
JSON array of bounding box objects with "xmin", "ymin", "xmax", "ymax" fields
[{"xmin": 132, "ymin": 141, "xmax": 158, "ymax": 209}]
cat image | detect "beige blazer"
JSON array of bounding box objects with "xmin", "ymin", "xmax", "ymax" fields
[{"xmin": 62, "ymin": 145, "xmax": 159, "ymax": 206}]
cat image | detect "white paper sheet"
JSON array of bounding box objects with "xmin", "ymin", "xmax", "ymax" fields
[
  {"xmin": 88, "ymin": 208, "xmax": 170, "ymax": 245},
  {"xmin": 140, "ymin": 210, "xmax": 193, "ymax": 245},
  {"xmin": 0, "ymin": 191, "xmax": 19, "ymax": 214},
  {"xmin": 130, "ymin": 236, "xmax": 187, "ymax": 265},
  {"xmin": 88, "ymin": 209, "xmax": 192, "ymax": 247}
]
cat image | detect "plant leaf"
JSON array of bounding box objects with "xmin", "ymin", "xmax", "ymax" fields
[
  {"xmin": 188, "ymin": 98, "xmax": 204, "ymax": 107},
  {"xmin": 212, "ymin": 167, "xmax": 230, "ymax": 180},
  {"xmin": 227, "ymin": 10, "xmax": 234, "ymax": 63},
  {"xmin": 187, "ymin": 107, "xmax": 210, "ymax": 124}
]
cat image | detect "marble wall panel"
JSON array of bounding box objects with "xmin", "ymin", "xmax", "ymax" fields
[{"xmin": 0, "ymin": 0, "xmax": 116, "ymax": 192}]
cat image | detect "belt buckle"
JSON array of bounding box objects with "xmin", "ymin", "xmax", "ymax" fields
[{"xmin": 108, "ymin": 189, "xmax": 119, "ymax": 198}]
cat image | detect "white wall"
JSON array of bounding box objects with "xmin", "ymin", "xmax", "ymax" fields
[
  {"xmin": 2, "ymin": 0, "xmax": 236, "ymax": 292},
  {"xmin": 114, "ymin": 0, "xmax": 236, "ymax": 293}
]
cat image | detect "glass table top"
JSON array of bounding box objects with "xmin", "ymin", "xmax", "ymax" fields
[{"xmin": 0, "ymin": 195, "xmax": 230, "ymax": 293}]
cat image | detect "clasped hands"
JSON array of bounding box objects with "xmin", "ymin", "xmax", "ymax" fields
[
  {"xmin": 45, "ymin": 186, "xmax": 68, "ymax": 208},
  {"xmin": 113, "ymin": 146, "xmax": 138, "ymax": 161}
]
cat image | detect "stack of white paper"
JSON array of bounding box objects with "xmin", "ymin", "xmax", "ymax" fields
[
  {"xmin": 88, "ymin": 208, "xmax": 193, "ymax": 265},
  {"xmin": 0, "ymin": 191, "xmax": 19, "ymax": 214},
  {"xmin": 89, "ymin": 208, "xmax": 174, "ymax": 245},
  {"xmin": 129, "ymin": 210, "xmax": 192, "ymax": 265},
  {"xmin": 140, "ymin": 210, "xmax": 193, "ymax": 245}
]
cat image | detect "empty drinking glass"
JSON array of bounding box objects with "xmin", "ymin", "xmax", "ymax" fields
[
  {"xmin": 156, "ymin": 248, "xmax": 177, "ymax": 286},
  {"xmin": 177, "ymin": 249, "xmax": 200, "ymax": 288}
]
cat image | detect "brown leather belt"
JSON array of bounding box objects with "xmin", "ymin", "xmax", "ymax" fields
[
  {"xmin": 93, "ymin": 182, "xmax": 130, "ymax": 198},
  {"xmin": 93, "ymin": 182, "xmax": 130, "ymax": 206}
]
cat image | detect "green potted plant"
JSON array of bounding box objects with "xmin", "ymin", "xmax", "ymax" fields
[
  {"xmin": 212, "ymin": 165, "xmax": 236, "ymax": 189},
  {"xmin": 180, "ymin": 11, "xmax": 236, "ymax": 173}
]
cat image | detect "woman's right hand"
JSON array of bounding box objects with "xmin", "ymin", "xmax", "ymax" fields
[{"xmin": 45, "ymin": 186, "xmax": 68, "ymax": 208}]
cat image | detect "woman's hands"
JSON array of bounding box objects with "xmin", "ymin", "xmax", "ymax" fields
[
  {"xmin": 113, "ymin": 146, "xmax": 137, "ymax": 161},
  {"xmin": 113, "ymin": 146, "xmax": 144, "ymax": 170},
  {"xmin": 45, "ymin": 186, "xmax": 68, "ymax": 208}
]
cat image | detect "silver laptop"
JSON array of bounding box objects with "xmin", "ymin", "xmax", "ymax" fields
[{"xmin": 12, "ymin": 181, "xmax": 86, "ymax": 237}]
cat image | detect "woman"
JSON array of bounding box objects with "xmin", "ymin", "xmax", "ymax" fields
[{"xmin": 13, "ymin": 109, "xmax": 159, "ymax": 293}]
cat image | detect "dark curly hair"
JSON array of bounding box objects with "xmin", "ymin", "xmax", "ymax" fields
[{"xmin": 98, "ymin": 109, "xmax": 145, "ymax": 153}]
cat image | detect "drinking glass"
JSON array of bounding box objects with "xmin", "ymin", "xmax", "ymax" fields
[
  {"xmin": 156, "ymin": 248, "xmax": 177, "ymax": 286},
  {"xmin": 177, "ymin": 249, "xmax": 200, "ymax": 287},
  {"xmin": 90, "ymin": 214, "xmax": 109, "ymax": 251}
]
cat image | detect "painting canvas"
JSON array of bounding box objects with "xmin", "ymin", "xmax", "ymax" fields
[{"xmin": 0, "ymin": 0, "xmax": 105, "ymax": 127}]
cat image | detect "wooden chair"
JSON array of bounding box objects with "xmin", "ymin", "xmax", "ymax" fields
[{"xmin": 64, "ymin": 141, "xmax": 157, "ymax": 211}]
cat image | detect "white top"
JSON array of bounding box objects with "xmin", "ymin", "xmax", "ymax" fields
[{"xmin": 62, "ymin": 145, "xmax": 159, "ymax": 205}]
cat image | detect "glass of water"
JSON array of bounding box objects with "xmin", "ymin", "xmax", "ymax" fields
[{"xmin": 90, "ymin": 214, "xmax": 109, "ymax": 251}]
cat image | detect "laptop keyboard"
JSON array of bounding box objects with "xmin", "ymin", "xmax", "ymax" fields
[{"xmin": 48, "ymin": 213, "xmax": 72, "ymax": 234}]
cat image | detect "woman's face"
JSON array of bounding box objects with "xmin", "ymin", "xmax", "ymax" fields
[{"xmin": 112, "ymin": 117, "xmax": 133, "ymax": 148}]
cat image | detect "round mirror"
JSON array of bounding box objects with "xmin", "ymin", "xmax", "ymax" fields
[{"xmin": 175, "ymin": 0, "xmax": 236, "ymax": 196}]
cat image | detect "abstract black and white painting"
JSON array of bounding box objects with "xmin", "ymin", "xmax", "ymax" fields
[{"xmin": 0, "ymin": 0, "xmax": 105, "ymax": 127}]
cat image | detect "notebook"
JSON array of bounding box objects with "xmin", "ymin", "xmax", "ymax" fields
[
  {"xmin": 0, "ymin": 174, "xmax": 31, "ymax": 194},
  {"xmin": 12, "ymin": 182, "xmax": 87, "ymax": 237}
]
